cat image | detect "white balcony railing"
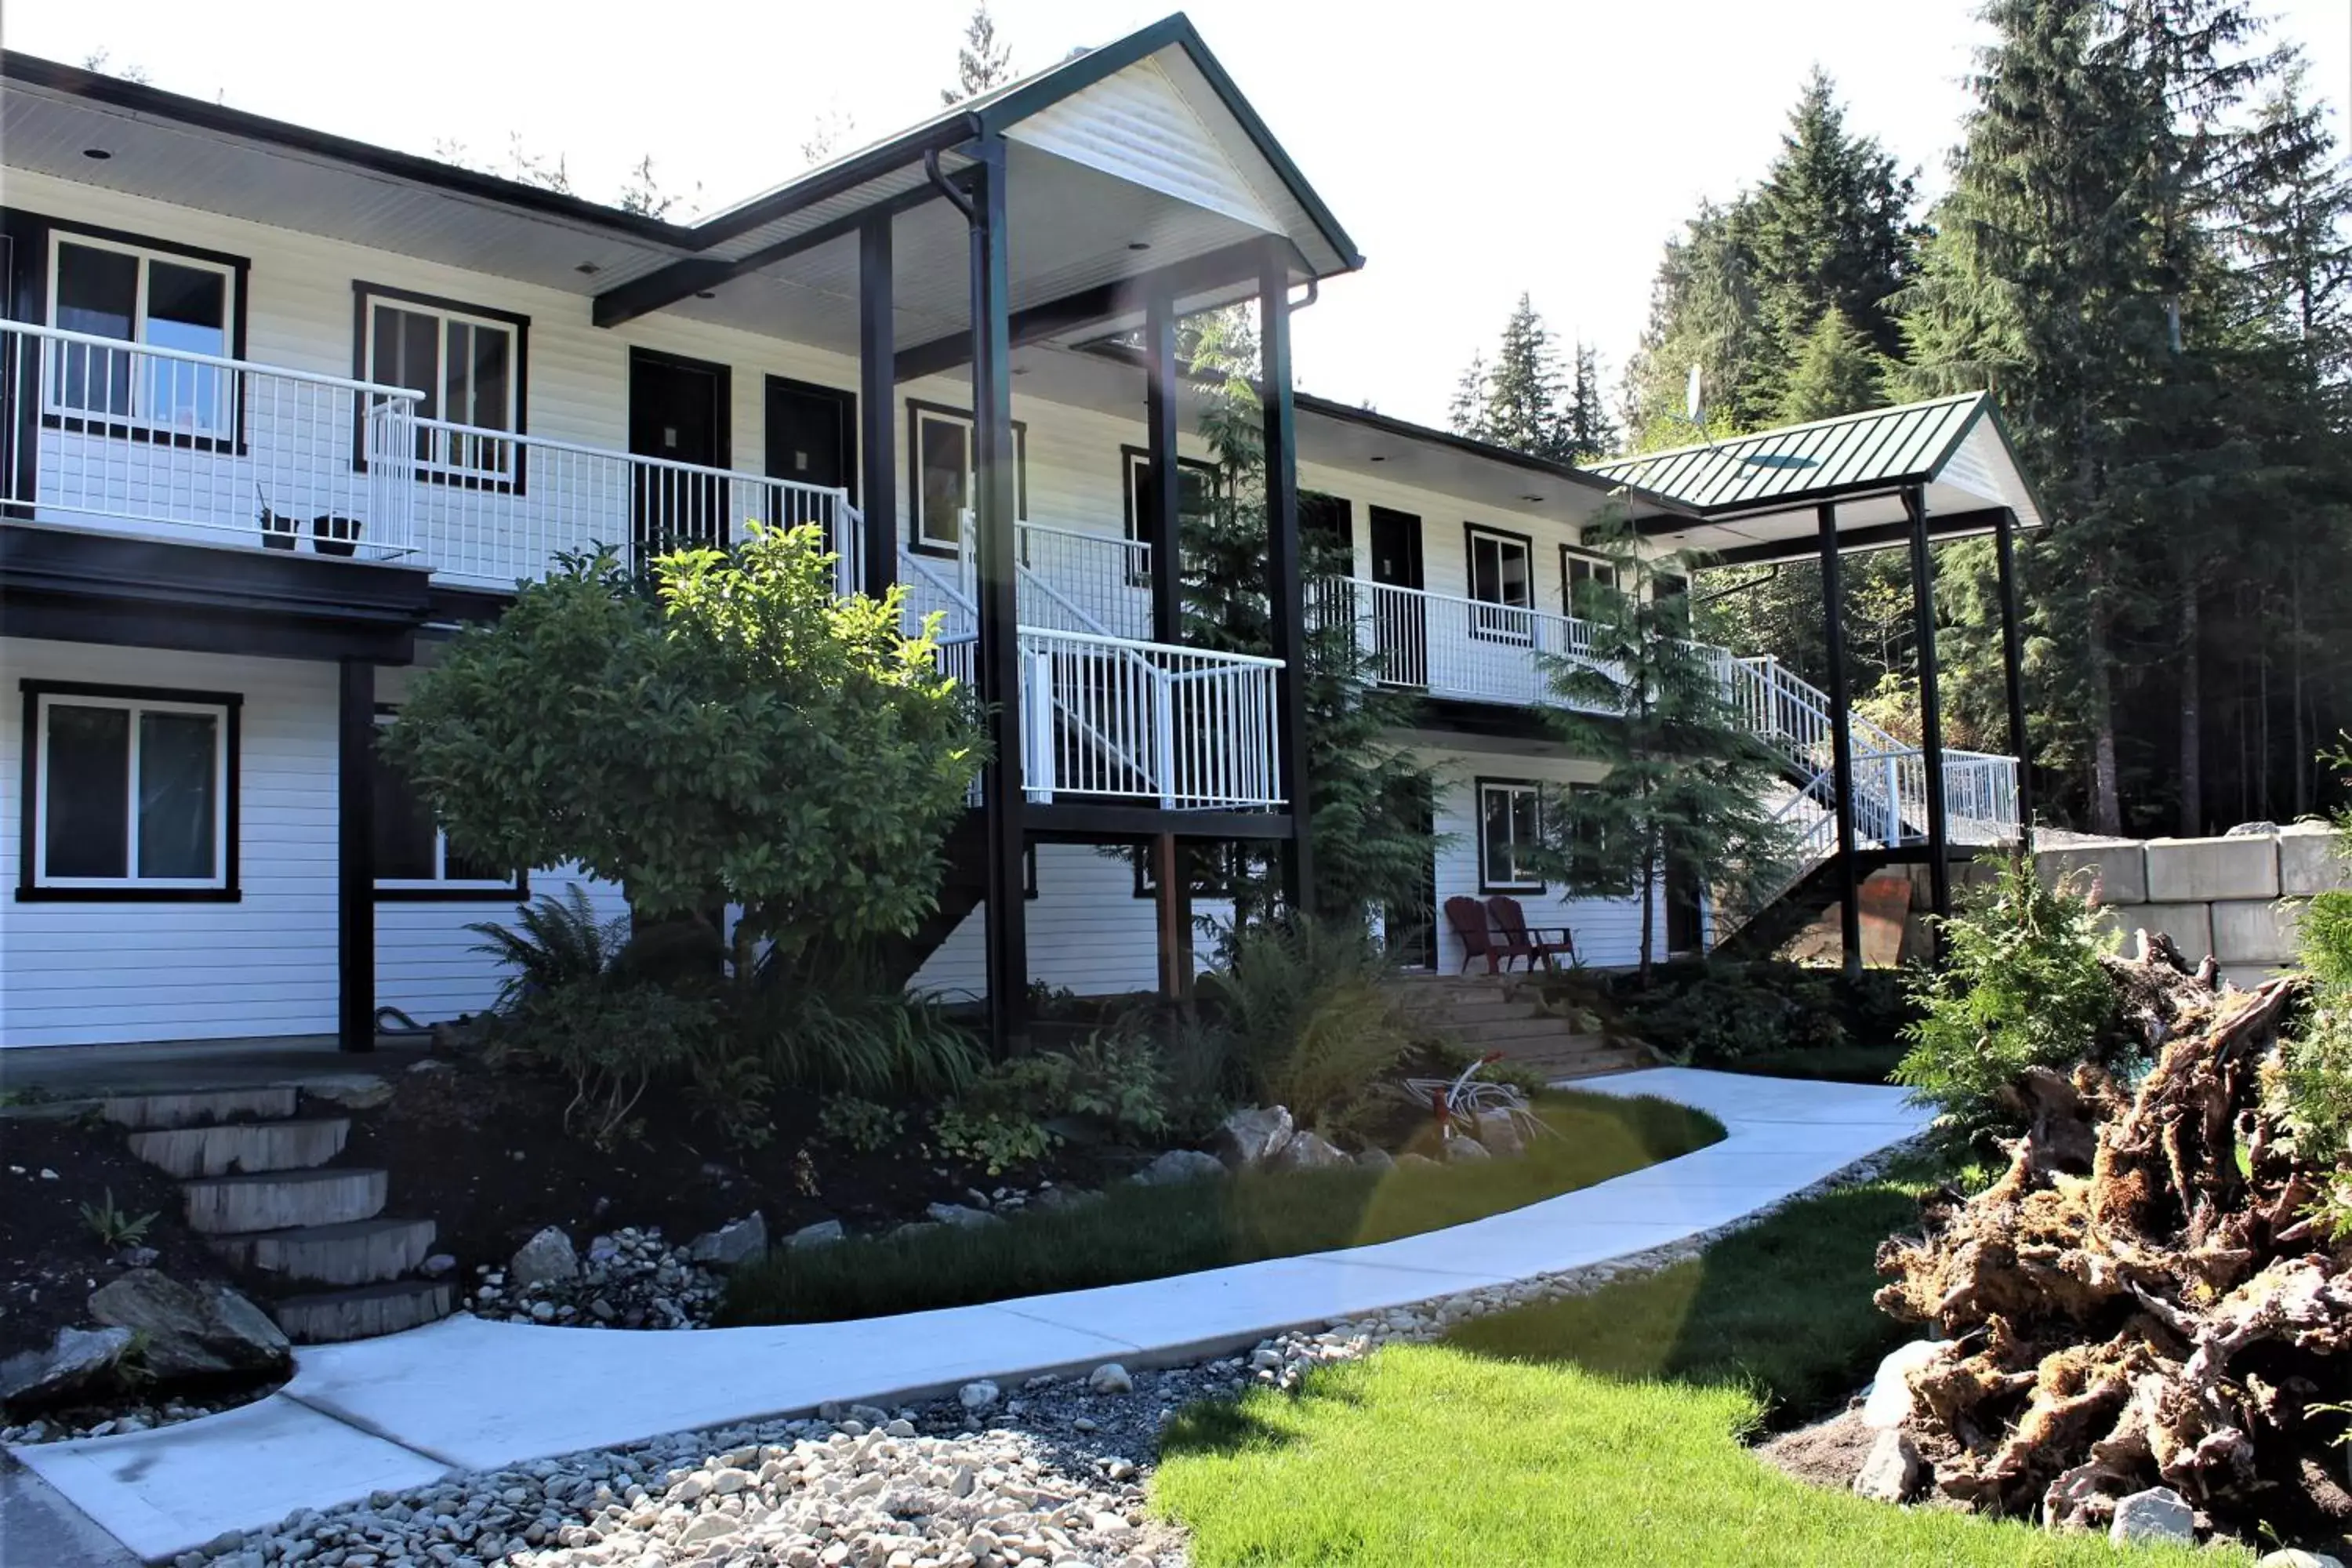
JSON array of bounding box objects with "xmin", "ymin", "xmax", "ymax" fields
[
  {"xmin": 1320, "ymin": 576, "xmax": 1613, "ymax": 712},
  {"xmin": 2, "ymin": 319, "xmax": 422, "ymax": 561},
  {"xmin": 1022, "ymin": 627, "xmax": 1283, "ymax": 810}
]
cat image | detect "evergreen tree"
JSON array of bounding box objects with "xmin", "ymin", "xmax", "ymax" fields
[
  {"xmin": 1447, "ymin": 350, "xmax": 1492, "ymax": 442},
  {"xmin": 942, "ymin": 3, "xmax": 1014, "ymax": 105},
  {"xmin": 1535, "ymin": 515, "xmax": 1800, "ymax": 984},
  {"xmin": 1623, "ymin": 201, "xmax": 1769, "ymax": 446},
  {"xmin": 1479, "ymin": 294, "xmax": 1572, "ymax": 460},
  {"xmin": 1563, "ymin": 342, "xmax": 1619, "ymax": 462},
  {"xmin": 1776, "ymin": 307, "xmax": 1884, "ymax": 423}
]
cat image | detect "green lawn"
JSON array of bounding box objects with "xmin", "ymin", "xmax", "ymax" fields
[
  {"xmin": 1153, "ymin": 1169, "xmax": 2240, "ymax": 1567},
  {"xmin": 718, "ymin": 1091, "xmax": 1720, "ymax": 1326},
  {"xmin": 1721, "ymin": 1041, "xmax": 1909, "ymax": 1084}
]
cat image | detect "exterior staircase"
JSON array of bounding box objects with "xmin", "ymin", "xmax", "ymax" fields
[
  {"xmin": 107, "ymin": 1085, "xmax": 452, "ymax": 1344},
  {"xmin": 1392, "ymin": 973, "xmax": 1657, "ymax": 1080}
]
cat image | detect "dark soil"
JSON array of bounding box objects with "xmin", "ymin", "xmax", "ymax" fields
[
  {"xmin": 0, "ymin": 1115, "xmax": 234, "ymax": 1361},
  {"xmin": 341, "ymin": 1057, "xmax": 1158, "ymax": 1283}
]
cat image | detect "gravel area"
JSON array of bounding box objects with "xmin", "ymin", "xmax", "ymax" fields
[
  {"xmin": 1, "ymin": 1392, "xmax": 256, "ymax": 1448},
  {"xmin": 172, "ymin": 1135, "xmax": 1930, "ymax": 1568}
]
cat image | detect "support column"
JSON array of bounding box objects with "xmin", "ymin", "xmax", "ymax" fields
[
  {"xmin": 1816, "ymin": 503, "xmax": 1863, "ymax": 978},
  {"xmin": 1144, "ymin": 283, "xmax": 1184, "ymax": 648},
  {"xmin": 1259, "ymin": 245, "xmax": 1313, "ymax": 914},
  {"xmin": 968, "ymin": 137, "xmax": 1027, "ymax": 1050},
  {"xmin": 336, "ymin": 659, "xmax": 376, "ymax": 1052},
  {"xmin": 1153, "ymin": 834, "xmax": 1192, "ymax": 1004},
  {"xmin": 1994, "ymin": 507, "xmax": 2034, "ymax": 838},
  {"xmin": 1905, "ymin": 486, "xmax": 1953, "ymax": 936},
  {"xmin": 858, "ymin": 212, "xmax": 897, "ymax": 600}
]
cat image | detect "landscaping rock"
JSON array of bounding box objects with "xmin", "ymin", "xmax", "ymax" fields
[
  {"xmin": 1396, "ymin": 1152, "xmax": 1443, "ymax": 1172},
  {"xmin": 0, "ymin": 1326, "xmax": 133, "ymax": 1412},
  {"xmin": 1210, "ymin": 1105, "xmax": 1295, "ymax": 1169},
  {"xmin": 1859, "ymin": 1340, "xmax": 1940, "ymax": 1429},
  {"xmin": 1088, "ymin": 1362, "xmax": 1134, "ymax": 1395},
  {"xmin": 786, "ymin": 1219, "xmax": 846, "ymax": 1249},
  {"xmin": 296, "ymin": 1073, "xmax": 392, "ymax": 1111},
  {"xmin": 2257, "ymin": 1553, "xmax": 2347, "ymax": 1568},
  {"xmin": 419, "ymin": 1253, "xmax": 457, "ymax": 1279},
  {"xmin": 957, "ymin": 1378, "xmax": 1000, "ymax": 1410},
  {"xmin": 507, "ymin": 1226, "xmax": 579, "ymax": 1290},
  {"xmin": 1852, "ymin": 1428, "xmax": 1921, "ymax": 1504},
  {"xmin": 1269, "ymin": 1130, "xmax": 1350, "ymax": 1171},
  {"xmin": 87, "ymin": 1272, "xmax": 290, "ymax": 1383},
  {"xmin": 1472, "ymin": 1110, "xmax": 1526, "ymax": 1158},
  {"xmin": 2109, "ymin": 1486, "xmax": 2198, "ymax": 1547},
  {"xmin": 1444, "ymin": 1134, "xmax": 1492, "ymax": 1163},
  {"xmin": 1355, "ymin": 1147, "xmax": 1397, "ymax": 1171},
  {"xmin": 925, "ymin": 1201, "xmax": 1000, "ymax": 1229},
  {"xmin": 1131, "ymin": 1148, "xmax": 1227, "ymax": 1186},
  {"xmin": 686, "ymin": 1212, "xmax": 768, "ymax": 1270}
]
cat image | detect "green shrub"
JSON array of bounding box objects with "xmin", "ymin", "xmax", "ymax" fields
[
  {"xmin": 2301, "ymin": 890, "xmax": 2352, "ymax": 989},
  {"xmin": 1610, "ymin": 960, "xmax": 1846, "ymax": 1065},
  {"xmin": 953, "ymin": 1030, "xmax": 1173, "ymax": 1145},
  {"xmin": 468, "ymin": 885, "xmax": 630, "ymax": 1011},
  {"xmin": 731, "ymin": 957, "xmax": 982, "ymax": 1098},
  {"xmin": 930, "ymin": 1104, "xmax": 1058, "ymax": 1174},
  {"xmin": 487, "ymin": 978, "xmax": 716, "ymax": 1147},
  {"xmin": 1893, "ymin": 855, "xmax": 2118, "ymax": 1153},
  {"xmin": 1199, "ymin": 915, "xmax": 1416, "ymax": 1131},
  {"xmin": 816, "ymin": 1094, "xmax": 906, "ymax": 1154}
]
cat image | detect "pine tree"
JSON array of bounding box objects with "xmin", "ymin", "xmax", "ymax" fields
[
  {"xmin": 1536, "ymin": 514, "xmax": 1801, "ymax": 985},
  {"xmin": 942, "ymin": 3, "xmax": 1015, "ymax": 105},
  {"xmin": 1623, "ymin": 202, "xmax": 1769, "ymax": 447},
  {"xmin": 1479, "ymin": 294, "xmax": 1572, "ymax": 460},
  {"xmin": 1562, "ymin": 342, "xmax": 1619, "ymax": 461},
  {"xmin": 1447, "ymin": 350, "xmax": 1492, "ymax": 441},
  {"xmin": 1776, "ymin": 307, "xmax": 1883, "ymax": 423}
]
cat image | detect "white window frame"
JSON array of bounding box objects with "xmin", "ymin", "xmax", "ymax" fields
[
  {"xmin": 1476, "ymin": 779, "xmax": 1546, "ymax": 894},
  {"xmin": 359, "ymin": 289, "xmax": 523, "ymax": 483},
  {"xmin": 1465, "ymin": 524, "xmax": 1536, "ymax": 644},
  {"xmin": 908, "ymin": 402, "xmax": 1026, "ymax": 554},
  {"xmin": 43, "ymin": 231, "xmax": 239, "ymax": 437},
  {"xmin": 370, "ymin": 713, "xmax": 521, "ymax": 895},
  {"xmin": 28, "ymin": 689, "xmax": 232, "ymax": 892}
]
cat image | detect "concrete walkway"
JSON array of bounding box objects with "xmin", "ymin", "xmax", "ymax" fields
[{"xmin": 12, "ymin": 1069, "xmax": 1927, "ymax": 1561}]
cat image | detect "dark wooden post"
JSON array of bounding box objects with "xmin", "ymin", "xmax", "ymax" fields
[
  {"xmin": 969, "ymin": 137, "xmax": 1027, "ymax": 1051},
  {"xmin": 337, "ymin": 659, "xmax": 376, "ymax": 1052},
  {"xmin": 858, "ymin": 212, "xmax": 896, "ymax": 600},
  {"xmin": 1906, "ymin": 486, "xmax": 1953, "ymax": 935},
  {"xmin": 1145, "ymin": 281, "xmax": 1192, "ymax": 990},
  {"xmin": 1994, "ymin": 507, "xmax": 2034, "ymax": 839},
  {"xmin": 1259, "ymin": 245, "xmax": 1313, "ymax": 913},
  {"xmin": 1816, "ymin": 503, "xmax": 1863, "ymax": 977}
]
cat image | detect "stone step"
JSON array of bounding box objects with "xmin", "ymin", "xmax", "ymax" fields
[
  {"xmin": 182, "ymin": 1168, "xmax": 387, "ymax": 1234},
  {"xmin": 1447, "ymin": 1015, "xmax": 1599, "ymax": 1044},
  {"xmin": 100, "ymin": 1086, "xmax": 300, "ymax": 1131},
  {"xmin": 126, "ymin": 1117, "xmax": 351, "ymax": 1179},
  {"xmin": 209, "ymin": 1216, "xmax": 437, "ymax": 1287},
  {"xmin": 270, "ymin": 1279, "xmax": 454, "ymax": 1345},
  {"xmin": 1395, "ymin": 993, "xmax": 1535, "ymax": 1022}
]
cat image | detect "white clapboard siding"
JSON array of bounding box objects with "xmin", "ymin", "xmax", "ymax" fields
[{"xmin": 0, "ymin": 637, "xmax": 341, "ymax": 1047}]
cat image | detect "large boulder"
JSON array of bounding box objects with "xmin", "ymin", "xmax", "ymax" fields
[
  {"xmin": 687, "ymin": 1212, "xmax": 768, "ymax": 1271},
  {"xmin": 0, "ymin": 1325, "xmax": 134, "ymax": 1412},
  {"xmin": 1853, "ymin": 1428, "xmax": 1922, "ymax": 1504},
  {"xmin": 1131, "ymin": 1149, "xmax": 1227, "ymax": 1187},
  {"xmin": 926, "ymin": 1202, "xmax": 1000, "ymax": 1229},
  {"xmin": 508, "ymin": 1227, "xmax": 579, "ymax": 1290},
  {"xmin": 1269, "ymin": 1131, "xmax": 1350, "ymax": 1171},
  {"xmin": 2110, "ymin": 1486, "xmax": 2197, "ymax": 1547},
  {"xmin": 1210, "ymin": 1106, "xmax": 1295, "ymax": 1170},
  {"xmin": 88, "ymin": 1272, "xmax": 289, "ymax": 1382},
  {"xmin": 1472, "ymin": 1110, "xmax": 1526, "ymax": 1159},
  {"xmin": 786, "ymin": 1219, "xmax": 846, "ymax": 1250}
]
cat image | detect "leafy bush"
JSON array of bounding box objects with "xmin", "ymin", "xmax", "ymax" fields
[
  {"xmin": 952, "ymin": 1030, "xmax": 1173, "ymax": 1145},
  {"xmin": 930, "ymin": 1105, "xmax": 1058, "ymax": 1174},
  {"xmin": 486, "ymin": 978, "xmax": 716, "ymax": 1148},
  {"xmin": 815, "ymin": 1094, "xmax": 905, "ymax": 1154},
  {"xmin": 1893, "ymin": 855, "xmax": 2119, "ymax": 1152},
  {"xmin": 1198, "ymin": 915, "xmax": 1416, "ymax": 1132},
  {"xmin": 1610, "ymin": 960, "xmax": 1846, "ymax": 1065},
  {"xmin": 2272, "ymin": 994, "xmax": 2352, "ymax": 1237},
  {"xmin": 2301, "ymin": 890, "xmax": 2352, "ymax": 989},
  {"xmin": 731, "ymin": 956, "xmax": 982, "ymax": 1098}
]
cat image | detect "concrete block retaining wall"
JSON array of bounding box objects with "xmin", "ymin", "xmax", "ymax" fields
[{"xmin": 2035, "ymin": 822, "xmax": 2345, "ymax": 988}]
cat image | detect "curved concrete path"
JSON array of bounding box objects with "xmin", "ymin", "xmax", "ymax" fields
[{"xmin": 13, "ymin": 1069, "xmax": 1926, "ymax": 1560}]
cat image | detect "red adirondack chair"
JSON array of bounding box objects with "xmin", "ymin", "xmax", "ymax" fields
[
  {"xmin": 1443, "ymin": 895, "xmax": 1512, "ymax": 974},
  {"xmin": 1485, "ymin": 895, "xmax": 1575, "ymax": 972}
]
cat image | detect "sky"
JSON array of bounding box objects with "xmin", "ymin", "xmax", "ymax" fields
[{"xmin": 6, "ymin": 0, "xmax": 2348, "ymax": 428}]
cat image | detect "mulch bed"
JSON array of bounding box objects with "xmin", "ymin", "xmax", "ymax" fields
[
  {"xmin": 0, "ymin": 1116, "xmax": 234, "ymax": 1362},
  {"xmin": 342, "ymin": 1055, "xmax": 1154, "ymax": 1283}
]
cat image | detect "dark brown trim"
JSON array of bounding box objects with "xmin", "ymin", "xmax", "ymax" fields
[
  {"xmin": 904, "ymin": 398, "xmax": 1026, "ymax": 557},
  {"xmin": 352, "ymin": 280, "xmax": 531, "ymax": 493},
  {"xmin": 1472, "ymin": 775, "xmax": 1546, "ymax": 895},
  {"xmin": 338, "ymin": 659, "xmax": 373, "ymax": 1050},
  {"xmin": 369, "ymin": 703, "xmax": 526, "ymax": 899},
  {"xmin": 1558, "ymin": 542, "xmax": 1617, "ymax": 619},
  {"xmin": 1024, "ymin": 803, "xmax": 1294, "ymax": 840},
  {"xmin": 16, "ymin": 677, "xmax": 242, "ymax": 903},
  {"xmin": 1462, "ymin": 520, "xmax": 1537, "ymax": 644}
]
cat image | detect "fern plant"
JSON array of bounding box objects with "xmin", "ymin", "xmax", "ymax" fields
[
  {"xmin": 1199, "ymin": 913, "xmax": 1415, "ymax": 1131},
  {"xmin": 468, "ymin": 884, "xmax": 630, "ymax": 1012},
  {"xmin": 81, "ymin": 1189, "xmax": 159, "ymax": 1248}
]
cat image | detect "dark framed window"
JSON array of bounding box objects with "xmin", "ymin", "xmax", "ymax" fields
[
  {"xmin": 353, "ymin": 282, "xmax": 528, "ymax": 487},
  {"xmin": 370, "ymin": 710, "xmax": 524, "ymax": 900},
  {"xmin": 1119, "ymin": 445, "xmax": 1218, "ymax": 586},
  {"xmin": 1465, "ymin": 524, "xmax": 1536, "ymax": 644},
  {"xmin": 17, "ymin": 680, "xmax": 240, "ymax": 902},
  {"xmin": 1476, "ymin": 778, "xmax": 1545, "ymax": 894},
  {"xmin": 1133, "ymin": 843, "xmax": 1261, "ymax": 898},
  {"xmin": 906, "ymin": 400, "xmax": 1026, "ymax": 555},
  {"xmin": 34, "ymin": 220, "xmax": 250, "ymax": 452},
  {"xmin": 1560, "ymin": 546, "xmax": 1620, "ymax": 617}
]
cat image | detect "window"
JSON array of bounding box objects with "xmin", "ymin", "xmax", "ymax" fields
[
  {"xmin": 371, "ymin": 713, "xmax": 521, "ymax": 898},
  {"xmin": 45, "ymin": 233, "xmax": 238, "ymax": 437},
  {"xmin": 1134, "ymin": 843, "xmax": 1261, "ymax": 898},
  {"xmin": 906, "ymin": 402, "xmax": 1027, "ymax": 554},
  {"xmin": 1561, "ymin": 548, "xmax": 1620, "ymax": 616},
  {"xmin": 20, "ymin": 683, "xmax": 238, "ymax": 899},
  {"xmin": 356, "ymin": 284, "xmax": 527, "ymax": 482},
  {"xmin": 1120, "ymin": 447, "xmax": 1218, "ymax": 584},
  {"xmin": 1477, "ymin": 779, "xmax": 1544, "ymax": 893},
  {"xmin": 1465, "ymin": 524, "xmax": 1535, "ymax": 643}
]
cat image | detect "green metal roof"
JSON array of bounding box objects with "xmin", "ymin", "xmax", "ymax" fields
[{"xmin": 1590, "ymin": 393, "xmax": 2009, "ymax": 515}]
